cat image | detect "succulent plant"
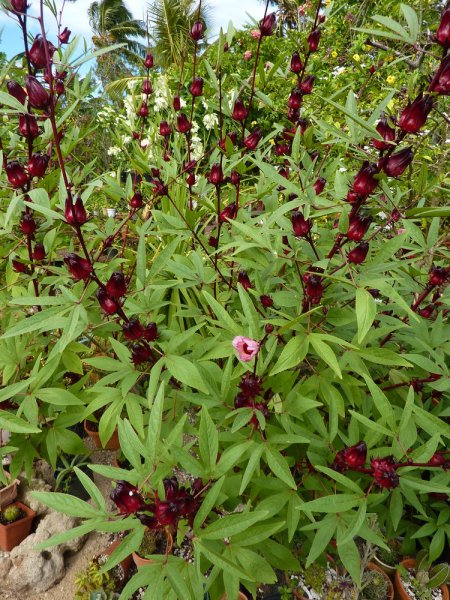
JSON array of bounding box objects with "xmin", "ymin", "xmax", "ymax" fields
[
  {"xmin": 360, "ymin": 570, "xmax": 389, "ymax": 599},
  {"xmin": 2, "ymin": 505, "xmax": 21, "ymax": 523}
]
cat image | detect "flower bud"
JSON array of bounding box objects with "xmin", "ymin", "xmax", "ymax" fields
[
  {"xmin": 176, "ymin": 113, "xmax": 191, "ymax": 133},
  {"xmin": 382, "ymin": 147, "xmax": 413, "ymax": 177},
  {"xmin": 96, "ymin": 288, "xmax": 119, "ymax": 315},
  {"xmin": 138, "ymin": 102, "xmax": 148, "ymax": 118},
  {"xmin": 144, "ymin": 53, "xmax": 154, "ymax": 69},
  {"xmin": 209, "ymin": 163, "xmax": 224, "ymax": 185},
  {"xmin": 12, "ymin": 259, "xmax": 27, "ymax": 273},
  {"xmin": 7, "ymin": 80, "xmax": 26, "ymax": 104},
  {"xmin": 219, "ymin": 203, "xmax": 237, "ymax": 223},
  {"xmin": 54, "ymin": 80, "xmax": 65, "ymax": 95},
  {"xmin": 28, "ymin": 153, "xmax": 49, "ymax": 178},
  {"xmin": 307, "ymin": 29, "xmax": 321, "ymax": 52},
  {"xmin": 20, "ymin": 213, "xmax": 36, "ymax": 235},
  {"xmin": 244, "ymin": 127, "xmax": 262, "ymax": 150},
  {"xmin": 141, "ymin": 79, "xmax": 152, "ymax": 95},
  {"xmin": 346, "ymin": 190, "xmax": 360, "ymax": 204},
  {"xmin": 313, "ymin": 177, "xmax": 326, "ymax": 195},
  {"xmin": 106, "ymin": 271, "xmax": 127, "ymax": 298},
  {"xmin": 190, "ymin": 77, "xmax": 203, "ymax": 97},
  {"xmin": 111, "ymin": 481, "xmax": 144, "ymax": 514},
  {"xmin": 58, "ymin": 27, "xmax": 71, "ymax": 44},
  {"xmin": 123, "ymin": 318, "xmax": 144, "ymax": 340},
  {"xmin": 436, "ymin": 8, "xmax": 450, "ymax": 48},
  {"xmin": 231, "ymin": 98, "xmax": 248, "ymax": 122},
  {"xmin": 290, "ymin": 51, "xmax": 303, "ymax": 74},
  {"xmin": 159, "ymin": 120, "xmax": 172, "ymax": 137},
  {"xmin": 292, "ymin": 211, "xmax": 311, "ymax": 237},
  {"xmin": 131, "ymin": 343, "xmax": 152, "ymax": 365},
  {"xmin": 173, "ymin": 95, "xmax": 181, "ymax": 111},
  {"xmin": 65, "ymin": 253, "xmax": 92, "ymax": 280},
  {"xmin": 304, "ymin": 274, "xmax": 323, "ymax": 304},
  {"xmin": 6, "ymin": 161, "xmax": 28, "ymax": 188},
  {"xmin": 399, "ymin": 94, "xmax": 433, "ymax": 134},
  {"xmin": 10, "ymin": 0, "xmax": 27, "ymax": 13},
  {"xmin": 348, "ymin": 241, "xmax": 369, "ymax": 265},
  {"xmin": 265, "ymin": 323, "xmax": 274, "ymax": 334},
  {"xmin": 259, "ymin": 12, "xmax": 276, "ymax": 36},
  {"xmin": 230, "ymin": 170, "xmax": 240, "ymax": 186},
  {"xmin": 429, "ymin": 55, "xmax": 450, "ymax": 95},
  {"xmin": 346, "ymin": 214, "xmax": 371, "ymax": 241},
  {"xmin": 299, "ymin": 75, "xmax": 315, "ymax": 95},
  {"xmin": 208, "ymin": 236, "xmax": 218, "ymax": 248},
  {"xmin": 352, "ymin": 162, "xmax": 379, "ymax": 198},
  {"xmin": 29, "ymin": 36, "xmax": 55, "ymax": 69},
  {"xmin": 25, "ymin": 75, "xmax": 50, "ymax": 109},
  {"xmin": 260, "ymin": 294, "xmax": 273, "ymax": 308},
  {"xmin": 143, "ymin": 322, "xmax": 158, "ymax": 341},
  {"xmin": 429, "ymin": 266, "xmax": 448, "ymax": 286},
  {"xmin": 129, "ymin": 191, "xmax": 143, "ymax": 209},
  {"xmin": 191, "ymin": 20, "xmax": 203, "ymax": 41},
  {"xmin": 418, "ymin": 305, "xmax": 434, "ymax": 319},
  {"xmin": 373, "ymin": 117, "xmax": 395, "ymax": 150},
  {"xmin": 33, "ymin": 243, "xmax": 45, "ymax": 261},
  {"xmin": 238, "ymin": 271, "xmax": 253, "ymax": 290},
  {"xmin": 274, "ymin": 143, "xmax": 290, "ymax": 156},
  {"xmin": 187, "ymin": 172, "xmax": 195, "ymax": 186},
  {"xmin": 371, "ymin": 457, "xmax": 399, "ymax": 489},
  {"xmin": 428, "ymin": 452, "xmax": 447, "ymax": 467},
  {"xmin": 288, "ymin": 89, "xmax": 302, "ymax": 110}
]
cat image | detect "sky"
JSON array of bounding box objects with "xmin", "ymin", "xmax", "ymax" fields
[{"xmin": 0, "ymin": 0, "xmax": 266, "ymax": 61}]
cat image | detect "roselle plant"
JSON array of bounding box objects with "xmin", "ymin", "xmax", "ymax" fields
[{"xmin": 0, "ymin": 0, "xmax": 449, "ymax": 599}]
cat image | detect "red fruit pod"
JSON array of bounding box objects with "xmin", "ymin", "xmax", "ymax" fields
[
  {"xmin": 342, "ymin": 441, "xmax": 367, "ymax": 469},
  {"xmin": 55, "ymin": 79, "xmax": 64, "ymax": 95},
  {"xmin": 25, "ymin": 75, "xmax": 50, "ymax": 109},
  {"xmin": 186, "ymin": 172, "xmax": 196, "ymax": 186},
  {"xmin": 290, "ymin": 51, "xmax": 303, "ymax": 74},
  {"xmin": 144, "ymin": 53, "xmax": 154, "ymax": 69},
  {"xmin": 7, "ymin": 80, "xmax": 27, "ymax": 104},
  {"xmin": 429, "ymin": 55, "xmax": 450, "ymax": 95},
  {"xmin": 436, "ymin": 8, "xmax": 450, "ymax": 48},
  {"xmin": 12, "ymin": 259, "xmax": 28, "ymax": 273},
  {"xmin": 106, "ymin": 271, "xmax": 127, "ymax": 298},
  {"xmin": 131, "ymin": 343, "xmax": 152, "ymax": 365},
  {"xmin": 110, "ymin": 481, "xmax": 145, "ymax": 514},
  {"xmin": 304, "ymin": 274, "xmax": 323, "ymax": 304},
  {"xmin": 191, "ymin": 20, "xmax": 203, "ymax": 41},
  {"xmin": 176, "ymin": 113, "xmax": 191, "ymax": 133},
  {"xmin": 429, "ymin": 266, "xmax": 448, "ymax": 286},
  {"xmin": 143, "ymin": 322, "xmax": 158, "ymax": 341},
  {"xmin": 159, "ymin": 120, "xmax": 172, "ymax": 137},
  {"xmin": 189, "ymin": 77, "xmax": 203, "ymax": 97},
  {"xmin": 288, "ymin": 89, "xmax": 302, "ymax": 110},
  {"xmin": 129, "ymin": 191, "xmax": 143, "ymax": 209},
  {"xmin": 313, "ymin": 177, "xmax": 326, "ymax": 195},
  {"xmin": 237, "ymin": 271, "xmax": 253, "ymax": 290},
  {"xmin": 418, "ymin": 305, "xmax": 434, "ymax": 319},
  {"xmin": 291, "ymin": 211, "xmax": 311, "ymax": 237},
  {"xmin": 219, "ymin": 202, "xmax": 237, "ymax": 223},
  {"xmin": 173, "ymin": 96, "xmax": 181, "ymax": 111},
  {"xmin": 142, "ymin": 79, "xmax": 152, "ymax": 95},
  {"xmin": 74, "ymin": 197, "xmax": 87, "ymax": 224},
  {"xmin": 260, "ymin": 294, "xmax": 273, "ymax": 308},
  {"xmin": 231, "ymin": 98, "xmax": 248, "ymax": 122},
  {"xmin": 399, "ymin": 94, "xmax": 433, "ymax": 134},
  {"xmin": 373, "ymin": 117, "xmax": 395, "ymax": 151},
  {"xmin": 138, "ymin": 102, "xmax": 149, "ymax": 118},
  {"xmin": 382, "ymin": 147, "xmax": 413, "ymax": 177},
  {"xmin": 243, "ymin": 127, "xmax": 262, "ymax": 150},
  {"xmin": 64, "ymin": 253, "xmax": 92, "ymax": 281},
  {"xmin": 28, "ymin": 153, "xmax": 49, "ymax": 178},
  {"xmin": 33, "ymin": 243, "xmax": 46, "ymax": 261},
  {"xmin": 96, "ymin": 288, "xmax": 119, "ymax": 315},
  {"xmin": 352, "ymin": 162, "xmax": 379, "ymax": 198},
  {"xmin": 123, "ymin": 318, "xmax": 144, "ymax": 340},
  {"xmin": 230, "ymin": 170, "xmax": 240, "ymax": 186},
  {"xmin": 58, "ymin": 27, "xmax": 71, "ymax": 44},
  {"xmin": 347, "ymin": 241, "xmax": 369, "ymax": 265},
  {"xmin": 346, "ymin": 214, "xmax": 372, "ymax": 241},
  {"xmin": 307, "ymin": 29, "xmax": 321, "ymax": 52},
  {"xmin": 259, "ymin": 12, "xmax": 276, "ymax": 36},
  {"xmin": 299, "ymin": 75, "xmax": 315, "ymax": 95},
  {"xmin": 29, "ymin": 35, "xmax": 55, "ymax": 70},
  {"xmin": 20, "ymin": 213, "xmax": 37, "ymax": 235},
  {"xmin": 209, "ymin": 163, "xmax": 224, "ymax": 185},
  {"xmin": 10, "ymin": 0, "xmax": 27, "ymax": 13},
  {"xmin": 6, "ymin": 161, "xmax": 28, "ymax": 188}
]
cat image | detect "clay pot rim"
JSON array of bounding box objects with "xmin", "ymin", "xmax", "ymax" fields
[
  {"xmin": 132, "ymin": 530, "xmax": 174, "ymax": 564},
  {"xmin": 0, "ymin": 501, "xmax": 36, "ymax": 526},
  {"xmin": 395, "ymin": 558, "xmax": 449, "ymax": 600}
]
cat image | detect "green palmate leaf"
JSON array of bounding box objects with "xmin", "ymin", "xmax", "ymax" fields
[
  {"xmin": 270, "ymin": 336, "xmax": 309, "ymax": 376},
  {"xmin": 34, "ymin": 520, "xmax": 104, "ymax": 550},
  {"xmin": 202, "ymin": 291, "xmax": 245, "ymax": 335},
  {"xmin": 265, "ymin": 446, "xmax": 297, "ymax": 490},
  {"xmin": 165, "ymin": 355, "xmax": 209, "ymax": 394},
  {"xmin": 73, "ymin": 467, "xmax": 106, "ymax": 511},
  {"xmin": 305, "ymin": 516, "xmax": 337, "ymax": 567},
  {"xmin": 300, "ymin": 493, "xmax": 362, "ymax": 513},
  {"xmin": 0, "ymin": 411, "xmax": 41, "ymax": 434},
  {"xmin": 317, "ymin": 94, "xmax": 380, "ymax": 137},
  {"xmin": 309, "ymin": 334, "xmax": 342, "ymax": 379},
  {"xmin": 356, "ymin": 288, "xmax": 377, "ymax": 344},
  {"xmin": 199, "ymin": 407, "xmax": 218, "ymax": 472},
  {"xmin": 147, "ymin": 382, "xmax": 165, "ymax": 465},
  {"xmin": 314, "ymin": 466, "xmax": 362, "ymax": 494},
  {"xmin": 30, "ymin": 492, "xmax": 101, "ymax": 518},
  {"xmin": 118, "ymin": 419, "xmax": 145, "ymax": 470},
  {"xmin": 193, "ymin": 477, "xmax": 225, "ymax": 531},
  {"xmin": 357, "ymin": 348, "xmax": 412, "ymax": 367},
  {"xmin": 36, "ymin": 388, "xmax": 83, "ymax": 406},
  {"xmin": 195, "ymin": 541, "xmax": 251, "ymax": 580},
  {"xmin": 1, "ymin": 307, "xmax": 70, "ymax": 339},
  {"xmin": 201, "ymin": 510, "xmax": 269, "ymax": 540},
  {"xmin": 239, "ymin": 444, "xmax": 264, "ymax": 494}
]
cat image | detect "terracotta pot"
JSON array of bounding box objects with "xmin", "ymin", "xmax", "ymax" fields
[
  {"xmin": 132, "ymin": 531, "xmax": 173, "ymax": 568},
  {"xmin": 0, "ymin": 502, "xmax": 36, "ymax": 551},
  {"xmin": 366, "ymin": 562, "xmax": 394, "ymax": 600},
  {"xmin": 84, "ymin": 420, "xmax": 120, "ymax": 450},
  {"xmin": 395, "ymin": 558, "xmax": 449, "ymax": 600},
  {"xmin": 219, "ymin": 593, "xmax": 248, "ymax": 600},
  {"xmin": 373, "ymin": 553, "xmax": 398, "ymax": 576},
  {"xmin": 99, "ymin": 539, "xmax": 132, "ymax": 576},
  {"xmin": 0, "ymin": 472, "xmax": 19, "ymax": 509}
]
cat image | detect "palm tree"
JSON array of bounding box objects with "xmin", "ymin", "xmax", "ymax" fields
[
  {"xmin": 147, "ymin": 0, "xmax": 212, "ymax": 69},
  {"xmin": 88, "ymin": 0, "xmax": 147, "ymax": 89}
]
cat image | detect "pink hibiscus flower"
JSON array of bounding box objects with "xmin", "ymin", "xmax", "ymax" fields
[{"xmin": 232, "ymin": 336, "xmax": 260, "ymax": 362}]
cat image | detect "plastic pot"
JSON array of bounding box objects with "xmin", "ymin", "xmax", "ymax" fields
[
  {"xmin": 132, "ymin": 531, "xmax": 173, "ymax": 568},
  {"xmin": 84, "ymin": 420, "xmax": 120, "ymax": 451},
  {"xmin": 0, "ymin": 502, "xmax": 36, "ymax": 551},
  {"xmin": 0, "ymin": 471, "xmax": 19, "ymax": 509},
  {"xmin": 395, "ymin": 558, "xmax": 449, "ymax": 600},
  {"xmin": 106, "ymin": 208, "xmax": 116, "ymax": 218}
]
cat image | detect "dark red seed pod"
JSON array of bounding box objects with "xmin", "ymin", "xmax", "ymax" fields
[
  {"xmin": 74, "ymin": 197, "xmax": 87, "ymax": 224},
  {"xmin": 20, "ymin": 213, "xmax": 36, "ymax": 235},
  {"xmin": 259, "ymin": 12, "xmax": 276, "ymax": 36},
  {"xmin": 313, "ymin": 177, "xmax": 326, "ymax": 195},
  {"xmin": 347, "ymin": 241, "xmax": 369, "ymax": 265},
  {"xmin": 346, "ymin": 214, "xmax": 372, "ymax": 241},
  {"xmin": 10, "ymin": 0, "xmax": 27, "ymax": 13},
  {"xmin": 25, "ymin": 75, "xmax": 50, "ymax": 109},
  {"xmin": 428, "ymin": 452, "xmax": 447, "ymax": 466},
  {"xmin": 429, "ymin": 55, "xmax": 450, "ymax": 95},
  {"xmin": 429, "ymin": 266, "xmax": 448, "ymax": 286},
  {"xmin": 110, "ymin": 481, "xmax": 145, "ymax": 514},
  {"xmin": 346, "ymin": 190, "xmax": 361, "ymax": 204},
  {"xmin": 382, "ymin": 147, "xmax": 413, "ymax": 177},
  {"xmin": 260, "ymin": 294, "xmax": 273, "ymax": 308},
  {"xmin": 399, "ymin": 94, "xmax": 433, "ymax": 134},
  {"xmin": 373, "ymin": 117, "xmax": 396, "ymax": 151},
  {"xmin": 131, "ymin": 342, "xmax": 152, "ymax": 365},
  {"xmin": 138, "ymin": 102, "xmax": 149, "ymax": 118},
  {"xmin": 190, "ymin": 77, "xmax": 203, "ymax": 97},
  {"xmin": 307, "ymin": 29, "xmax": 321, "ymax": 52},
  {"xmin": 142, "ymin": 79, "xmax": 152, "ymax": 95},
  {"xmin": 292, "ymin": 211, "xmax": 311, "ymax": 237},
  {"xmin": 28, "ymin": 153, "xmax": 49, "ymax": 178},
  {"xmin": 58, "ymin": 27, "xmax": 71, "ymax": 44},
  {"xmin": 219, "ymin": 202, "xmax": 237, "ymax": 223},
  {"xmin": 243, "ymin": 128, "xmax": 262, "ymax": 150},
  {"xmin": 369, "ymin": 65, "xmax": 376, "ymax": 74},
  {"xmin": 371, "ymin": 457, "xmax": 399, "ymax": 489},
  {"xmin": 352, "ymin": 162, "xmax": 379, "ymax": 198},
  {"xmin": 143, "ymin": 322, "xmax": 158, "ymax": 341},
  {"xmin": 64, "ymin": 253, "xmax": 92, "ymax": 281},
  {"xmin": 54, "ymin": 80, "xmax": 65, "ymax": 95},
  {"xmin": 144, "ymin": 53, "xmax": 154, "ymax": 69},
  {"xmin": 159, "ymin": 120, "xmax": 172, "ymax": 137},
  {"xmin": 299, "ymin": 75, "xmax": 315, "ymax": 95},
  {"xmin": 418, "ymin": 305, "xmax": 434, "ymax": 319},
  {"xmin": 6, "ymin": 161, "xmax": 28, "ymax": 188},
  {"xmin": 237, "ymin": 271, "xmax": 253, "ymax": 290},
  {"xmin": 436, "ymin": 8, "xmax": 450, "ymax": 48},
  {"xmin": 209, "ymin": 163, "xmax": 224, "ymax": 185},
  {"xmin": 29, "ymin": 36, "xmax": 55, "ymax": 69},
  {"xmin": 96, "ymin": 288, "xmax": 119, "ymax": 315},
  {"xmin": 129, "ymin": 191, "xmax": 143, "ymax": 209},
  {"xmin": 304, "ymin": 274, "xmax": 323, "ymax": 304},
  {"xmin": 176, "ymin": 113, "xmax": 191, "ymax": 133},
  {"xmin": 173, "ymin": 96, "xmax": 181, "ymax": 111},
  {"xmin": 106, "ymin": 271, "xmax": 127, "ymax": 298},
  {"xmin": 288, "ymin": 89, "xmax": 302, "ymax": 110},
  {"xmin": 191, "ymin": 20, "xmax": 203, "ymax": 41},
  {"xmin": 230, "ymin": 170, "xmax": 240, "ymax": 186},
  {"xmin": 123, "ymin": 318, "xmax": 144, "ymax": 340},
  {"xmin": 232, "ymin": 98, "xmax": 248, "ymax": 122},
  {"xmin": 151, "ymin": 168, "xmax": 160, "ymax": 178},
  {"xmin": 33, "ymin": 243, "xmax": 46, "ymax": 261},
  {"xmin": 7, "ymin": 80, "xmax": 27, "ymax": 104},
  {"xmin": 265, "ymin": 323, "xmax": 274, "ymax": 334},
  {"xmin": 186, "ymin": 172, "xmax": 195, "ymax": 186},
  {"xmin": 12, "ymin": 259, "xmax": 28, "ymax": 273},
  {"xmin": 274, "ymin": 143, "xmax": 290, "ymax": 156},
  {"xmin": 208, "ymin": 236, "xmax": 218, "ymax": 248},
  {"xmin": 132, "ymin": 131, "xmax": 140, "ymax": 140},
  {"xmin": 290, "ymin": 51, "xmax": 303, "ymax": 74}
]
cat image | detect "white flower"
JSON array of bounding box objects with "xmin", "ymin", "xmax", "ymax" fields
[
  {"xmin": 339, "ymin": 167, "xmax": 347, "ymax": 172},
  {"xmin": 122, "ymin": 136, "xmax": 132, "ymax": 145},
  {"xmin": 202, "ymin": 99, "xmax": 209, "ymax": 110},
  {"xmin": 107, "ymin": 146, "xmax": 121, "ymax": 156},
  {"xmin": 203, "ymin": 113, "xmax": 218, "ymax": 130}
]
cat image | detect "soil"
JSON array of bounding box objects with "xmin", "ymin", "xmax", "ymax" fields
[
  {"xmin": 0, "ymin": 508, "xmax": 25, "ymax": 525},
  {"xmin": 2, "ymin": 437, "xmax": 119, "ymax": 600},
  {"xmin": 400, "ymin": 570, "xmax": 444, "ymax": 600}
]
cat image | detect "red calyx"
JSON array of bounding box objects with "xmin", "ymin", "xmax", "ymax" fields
[
  {"xmin": 209, "ymin": 163, "xmax": 224, "ymax": 185},
  {"xmin": 6, "ymin": 161, "xmax": 28, "ymax": 188},
  {"xmin": 173, "ymin": 96, "xmax": 181, "ymax": 111},
  {"xmin": 382, "ymin": 147, "xmax": 414, "ymax": 177},
  {"xmin": 429, "ymin": 55, "xmax": 450, "ymax": 96},
  {"xmin": 304, "ymin": 273, "xmax": 323, "ymax": 304},
  {"xmin": 20, "ymin": 213, "xmax": 36, "ymax": 235},
  {"xmin": 12, "ymin": 259, "xmax": 28, "ymax": 273},
  {"xmin": 159, "ymin": 120, "xmax": 172, "ymax": 137},
  {"xmin": 348, "ymin": 241, "xmax": 369, "ymax": 265},
  {"xmin": 58, "ymin": 27, "xmax": 71, "ymax": 44},
  {"xmin": 7, "ymin": 80, "xmax": 27, "ymax": 104},
  {"xmin": 346, "ymin": 214, "xmax": 372, "ymax": 241},
  {"xmin": 288, "ymin": 89, "xmax": 302, "ymax": 110},
  {"xmin": 131, "ymin": 343, "xmax": 152, "ymax": 365},
  {"xmin": 143, "ymin": 322, "xmax": 158, "ymax": 341},
  {"xmin": 352, "ymin": 162, "xmax": 379, "ymax": 198},
  {"xmin": 290, "ymin": 51, "xmax": 303, "ymax": 74},
  {"xmin": 29, "ymin": 35, "xmax": 55, "ymax": 69},
  {"xmin": 138, "ymin": 102, "xmax": 149, "ymax": 118},
  {"xmin": 307, "ymin": 29, "xmax": 321, "ymax": 52},
  {"xmin": 231, "ymin": 98, "xmax": 248, "ymax": 122},
  {"xmin": 313, "ymin": 177, "xmax": 326, "ymax": 195},
  {"xmin": 106, "ymin": 271, "xmax": 127, "ymax": 299},
  {"xmin": 429, "ymin": 266, "xmax": 448, "ymax": 287},
  {"xmin": 243, "ymin": 128, "xmax": 262, "ymax": 150},
  {"xmin": 176, "ymin": 113, "xmax": 191, "ymax": 134},
  {"xmin": 259, "ymin": 12, "xmax": 276, "ymax": 37},
  {"xmin": 144, "ymin": 53, "xmax": 154, "ymax": 69},
  {"xmin": 436, "ymin": 8, "xmax": 450, "ymax": 48},
  {"xmin": 123, "ymin": 318, "xmax": 144, "ymax": 340},
  {"xmin": 110, "ymin": 481, "xmax": 145, "ymax": 514},
  {"xmin": 64, "ymin": 253, "xmax": 92, "ymax": 281},
  {"xmin": 28, "ymin": 153, "xmax": 49, "ymax": 178},
  {"xmin": 191, "ymin": 20, "xmax": 203, "ymax": 41},
  {"xmin": 399, "ymin": 94, "xmax": 433, "ymax": 134},
  {"xmin": 142, "ymin": 79, "xmax": 152, "ymax": 95},
  {"xmin": 129, "ymin": 191, "xmax": 143, "ymax": 209},
  {"xmin": 292, "ymin": 211, "xmax": 312, "ymax": 237},
  {"xmin": 373, "ymin": 117, "xmax": 395, "ymax": 151},
  {"xmin": 260, "ymin": 294, "xmax": 273, "ymax": 308},
  {"xmin": 219, "ymin": 203, "xmax": 237, "ymax": 223},
  {"xmin": 371, "ymin": 457, "xmax": 400, "ymax": 489},
  {"xmin": 97, "ymin": 288, "xmax": 120, "ymax": 315},
  {"xmin": 190, "ymin": 77, "xmax": 203, "ymax": 97},
  {"xmin": 299, "ymin": 75, "xmax": 315, "ymax": 95},
  {"xmin": 237, "ymin": 271, "xmax": 253, "ymax": 290},
  {"xmin": 25, "ymin": 75, "xmax": 50, "ymax": 109},
  {"xmin": 33, "ymin": 243, "xmax": 46, "ymax": 261}
]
